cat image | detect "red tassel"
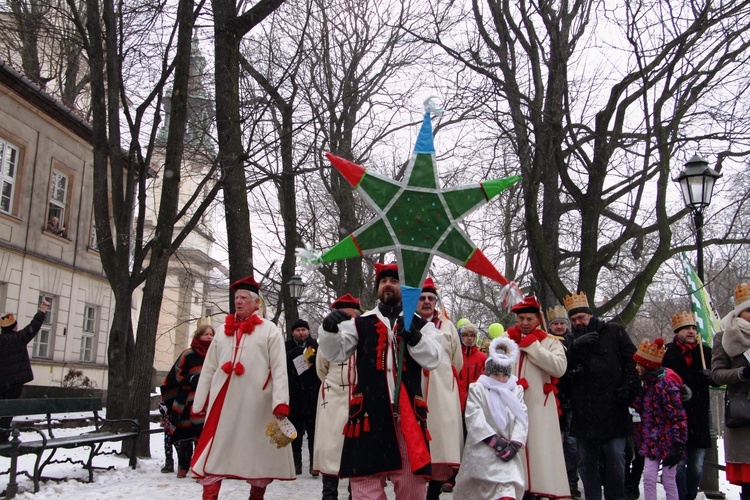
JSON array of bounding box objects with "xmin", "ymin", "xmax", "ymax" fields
[
  {"xmin": 346, "ymin": 421, "xmax": 354, "ymax": 438},
  {"xmin": 354, "ymin": 420, "xmax": 361, "ymax": 437},
  {"xmin": 234, "ymin": 362, "xmax": 245, "ymax": 375},
  {"xmin": 221, "ymin": 361, "xmax": 233, "ymax": 374},
  {"xmin": 342, "ymin": 422, "xmax": 349, "ymax": 436},
  {"xmin": 363, "ymin": 414, "xmax": 370, "ymax": 433}
]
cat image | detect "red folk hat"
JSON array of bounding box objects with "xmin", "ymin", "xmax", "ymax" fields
[
  {"xmin": 510, "ymin": 294, "xmax": 542, "ymax": 315},
  {"xmin": 422, "ymin": 277, "xmax": 438, "ymax": 295},
  {"xmin": 374, "ymin": 263, "xmax": 399, "ymax": 285},
  {"xmin": 230, "ymin": 275, "xmax": 260, "ymax": 294},
  {"xmin": 331, "ymin": 293, "xmax": 362, "ymax": 311}
]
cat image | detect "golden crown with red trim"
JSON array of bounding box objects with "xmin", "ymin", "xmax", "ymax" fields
[
  {"xmin": 564, "ymin": 291, "xmax": 589, "ymax": 313},
  {"xmin": 671, "ymin": 311, "xmax": 696, "ymax": 332},
  {"xmin": 633, "ymin": 338, "xmax": 666, "ymax": 369},
  {"xmin": 734, "ymin": 282, "xmax": 750, "ymax": 308}
]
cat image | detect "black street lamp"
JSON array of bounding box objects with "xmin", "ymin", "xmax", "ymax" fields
[
  {"xmin": 673, "ymin": 154, "xmax": 723, "ymax": 499},
  {"xmin": 287, "ymin": 274, "xmax": 306, "ymax": 302}
]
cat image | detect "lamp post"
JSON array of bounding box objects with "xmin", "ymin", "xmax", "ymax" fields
[
  {"xmin": 673, "ymin": 154, "xmax": 723, "ymax": 499},
  {"xmin": 286, "ymin": 274, "xmax": 306, "ymax": 341}
]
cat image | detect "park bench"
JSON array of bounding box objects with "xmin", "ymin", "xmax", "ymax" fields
[{"xmin": 0, "ymin": 397, "xmax": 139, "ymax": 498}]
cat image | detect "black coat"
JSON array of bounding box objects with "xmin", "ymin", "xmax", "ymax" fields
[
  {"xmin": 285, "ymin": 336, "xmax": 321, "ymax": 418},
  {"xmin": 565, "ymin": 317, "xmax": 641, "ymax": 440},
  {"xmin": 663, "ymin": 340, "xmax": 714, "ymax": 448},
  {"xmin": 0, "ymin": 311, "xmax": 45, "ymax": 390}
]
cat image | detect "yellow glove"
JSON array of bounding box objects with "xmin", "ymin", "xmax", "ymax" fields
[{"xmin": 304, "ymin": 346, "xmax": 316, "ymax": 367}]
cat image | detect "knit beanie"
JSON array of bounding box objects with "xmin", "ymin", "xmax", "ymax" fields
[{"xmin": 291, "ymin": 319, "xmax": 310, "ymax": 331}]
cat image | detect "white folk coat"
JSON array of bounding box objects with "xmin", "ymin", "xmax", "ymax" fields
[
  {"xmin": 311, "ymin": 337, "xmax": 354, "ymax": 475},
  {"xmin": 191, "ymin": 312, "xmax": 295, "ymax": 480},
  {"xmin": 511, "ymin": 328, "xmax": 570, "ymax": 498},
  {"xmin": 454, "ymin": 381, "xmax": 527, "ymax": 500},
  {"xmin": 421, "ymin": 316, "xmax": 464, "ymax": 468}
]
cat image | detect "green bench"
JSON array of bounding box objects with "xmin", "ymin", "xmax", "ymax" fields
[{"xmin": 0, "ymin": 397, "xmax": 139, "ymax": 498}]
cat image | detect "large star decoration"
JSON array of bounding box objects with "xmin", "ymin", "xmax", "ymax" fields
[{"xmin": 311, "ymin": 104, "xmax": 521, "ymax": 328}]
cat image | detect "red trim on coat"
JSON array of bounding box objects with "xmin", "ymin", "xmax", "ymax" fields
[{"xmin": 396, "ymin": 384, "xmax": 431, "ymax": 473}]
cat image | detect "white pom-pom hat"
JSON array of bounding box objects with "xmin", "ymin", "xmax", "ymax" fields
[{"xmin": 485, "ymin": 336, "xmax": 519, "ymax": 376}]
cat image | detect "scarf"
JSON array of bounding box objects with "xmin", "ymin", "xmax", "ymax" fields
[
  {"xmin": 224, "ymin": 313, "xmax": 263, "ymax": 336},
  {"xmin": 190, "ymin": 336, "xmax": 211, "ymax": 358},
  {"xmin": 675, "ymin": 337, "xmax": 698, "ymax": 367},
  {"xmin": 478, "ymin": 374, "xmax": 528, "ymax": 431},
  {"xmin": 721, "ymin": 313, "xmax": 750, "ymax": 358}
]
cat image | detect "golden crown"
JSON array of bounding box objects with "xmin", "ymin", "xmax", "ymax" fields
[
  {"xmin": 0, "ymin": 313, "xmax": 16, "ymax": 328},
  {"xmin": 671, "ymin": 311, "xmax": 696, "ymax": 332},
  {"xmin": 634, "ymin": 338, "xmax": 666, "ymax": 368},
  {"xmin": 735, "ymin": 282, "xmax": 750, "ymax": 308},
  {"xmin": 564, "ymin": 291, "xmax": 589, "ymax": 312},
  {"xmin": 546, "ymin": 305, "xmax": 568, "ymax": 323},
  {"xmin": 196, "ymin": 316, "xmax": 212, "ymax": 327}
]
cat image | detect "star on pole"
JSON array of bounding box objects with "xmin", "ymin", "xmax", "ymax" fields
[{"xmin": 315, "ymin": 103, "xmax": 521, "ymax": 327}]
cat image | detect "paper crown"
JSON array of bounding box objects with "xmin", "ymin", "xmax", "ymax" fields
[
  {"xmin": 230, "ymin": 275, "xmax": 260, "ymax": 293},
  {"xmin": 564, "ymin": 291, "xmax": 590, "ymax": 313},
  {"xmin": 671, "ymin": 311, "xmax": 696, "ymax": 332},
  {"xmin": 422, "ymin": 277, "xmax": 437, "ymax": 295},
  {"xmin": 546, "ymin": 305, "xmax": 569, "ymax": 323},
  {"xmin": 0, "ymin": 313, "xmax": 16, "ymax": 329},
  {"xmin": 266, "ymin": 417, "xmax": 297, "ymax": 448},
  {"xmin": 196, "ymin": 316, "xmax": 212, "ymax": 327},
  {"xmin": 734, "ymin": 282, "xmax": 750, "ymax": 308},
  {"xmin": 510, "ymin": 295, "xmax": 542, "ymax": 314},
  {"xmin": 633, "ymin": 337, "xmax": 666, "ymax": 369},
  {"xmin": 331, "ymin": 293, "xmax": 362, "ymax": 311}
]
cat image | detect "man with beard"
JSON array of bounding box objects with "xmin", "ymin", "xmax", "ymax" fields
[
  {"xmin": 319, "ymin": 263, "xmax": 442, "ymax": 500},
  {"xmin": 417, "ymin": 277, "xmax": 463, "ymax": 500},
  {"xmin": 564, "ymin": 291, "xmax": 640, "ymax": 500}
]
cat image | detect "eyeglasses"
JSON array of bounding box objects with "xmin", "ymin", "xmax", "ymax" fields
[{"xmin": 418, "ymin": 296, "xmax": 437, "ymax": 302}]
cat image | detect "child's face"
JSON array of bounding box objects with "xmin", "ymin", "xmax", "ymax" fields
[
  {"xmin": 636, "ymin": 364, "xmax": 648, "ymax": 377},
  {"xmin": 489, "ymin": 372, "xmax": 510, "ymax": 382}
]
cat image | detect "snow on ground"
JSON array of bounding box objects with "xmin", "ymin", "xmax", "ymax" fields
[{"xmin": 1, "ymin": 424, "xmax": 742, "ymax": 499}]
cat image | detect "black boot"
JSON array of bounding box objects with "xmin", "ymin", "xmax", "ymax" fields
[
  {"xmin": 293, "ymin": 450, "xmax": 302, "ymax": 475},
  {"xmin": 322, "ymin": 475, "xmax": 339, "ymax": 500},
  {"xmin": 741, "ymin": 484, "xmax": 750, "ymax": 500},
  {"xmin": 427, "ymin": 479, "xmax": 442, "ymax": 500}
]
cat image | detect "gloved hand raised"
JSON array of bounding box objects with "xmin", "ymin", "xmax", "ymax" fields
[
  {"xmin": 399, "ymin": 315, "xmax": 428, "ymax": 347},
  {"xmin": 497, "ymin": 441, "xmax": 522, "ymax": 461},
  {"xmin": 662, "ymin": 443, "xmax": 685, "ymax": 468},
  {"xmin": 322, "ymin": 309, "xmax": 351, "ymax": 333},
  {"xmin": 574, "ymin": 332, "xmax": 599, "ymax": 346}
]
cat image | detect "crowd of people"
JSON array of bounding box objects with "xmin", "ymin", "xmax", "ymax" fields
[{"xmin": 121, "ymin": 272, "xmax": 750, "ymax": 499}]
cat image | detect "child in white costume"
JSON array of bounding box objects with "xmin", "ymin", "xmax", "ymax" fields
[{"xmin": 454, "ymin": 336, "xmax": 529, "ymax": 500}]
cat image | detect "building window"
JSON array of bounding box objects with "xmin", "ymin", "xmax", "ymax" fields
[
  {"xmin": 90, "ymin": 224, "xmax": 98, "ymax": 250},
  {"xmin": 33, "ymin": 294, "xmax": 54, "ymax": 359},
  {"xmin": 0, "ymin": 138, "xmax": 19, "ymax": 215},
  {"xmin": 81, "ymin": 305, "xmax": 97, "ymax": 362},
  {"xmin": 48, "ymin": 168, "xmax": 69, "ymax": 228}
]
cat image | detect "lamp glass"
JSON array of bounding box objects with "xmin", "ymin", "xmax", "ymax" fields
[{"xmin": 287, "ymin": 275, "xmax": 305, "ymax": 299}]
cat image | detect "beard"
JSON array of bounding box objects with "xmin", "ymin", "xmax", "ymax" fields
[{"xmin": 379, "ymin": 288, "xmax": 402, "ymax": 306}]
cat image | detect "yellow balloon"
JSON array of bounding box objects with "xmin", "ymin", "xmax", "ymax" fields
[
  {"xmin": 488, "ymin": 323, "xmax": 505, "ymax": 338},
  {"xmin": 456, "ymin": 318, "xmax": 470, "ymax": 329}
]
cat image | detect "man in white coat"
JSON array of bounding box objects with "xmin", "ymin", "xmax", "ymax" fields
[
  {"xmin": 418, "ymin": 277, "xmax": 464, "ymax": 500},
  {"xmin": 191, "ymin": 275, "xmax": 295, "ymax": 500}
]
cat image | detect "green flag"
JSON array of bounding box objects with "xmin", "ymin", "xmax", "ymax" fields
[{"xmin": 680, "ymin": 252, "xmax": 721, "ymax": 346}]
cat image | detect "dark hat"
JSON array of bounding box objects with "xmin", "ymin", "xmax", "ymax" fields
[
  {"xmin": 374, "ymin": 263, "xmax": 399, "ymax": 285},
  {"xmin": 1, "ymin": 312, "xmax": 17, "ymax": 334},
  {"xmin": 510, "ymin": 294, "xmax": 542, "ymax": 315},
  {"xmin": 230, "ymin": 275, "xmax": 260, "ymax": 294},
  {"xmin": 331, "ymin": 293, "xmax": 362, "ymax": 311},
  {"xmin": 291, "ymin": 319, "xmax": 310, "ymax": 331},
  {"xmin": 422, "ymin": 277, "xmax": 437, "ymax": 295}
]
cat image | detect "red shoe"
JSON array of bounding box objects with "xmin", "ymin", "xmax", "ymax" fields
[
  {"xmin": 176, "ymin": 469, "xmax": 188, "ymax": 478},
  {"xmin": 202, "ymin": 481, "xmax": 221, "ymax": 500}
]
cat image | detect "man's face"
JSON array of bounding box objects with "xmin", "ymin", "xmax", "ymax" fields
[
  {"xmin": 461, "ymin": 329, "xmax": 477, "ymax": 347},
  {"xmin": 570, "ymin": 312, "xmax": 593, "ymax": 332},
  {"xmin": 549, "ymin": 320, "xmax": 568, "ymax": 336},
  {"xmin": 292, "ymin": 327, "xmax": 310, "ymax": 342},
  {"xmin": 675, "ymin": 325, "xmax": 698, "ymax": 344},
  {"xmin": 378, "ymin": 276, "xmax": 402, "ymax": 306},
  {"xmin": 516, "ymin": 312, "xmax": 540, "ymax": 335},
  {"xmin": 234, "ymin": 289, "xmax": 259, "ymax": 319},
  {"xmin": 740, "ymin": 308, "xmax": 750, "ymax": 322},
  {"xmin": 417, "ymin": 293, "xmax": 437, "ymax": 319}
]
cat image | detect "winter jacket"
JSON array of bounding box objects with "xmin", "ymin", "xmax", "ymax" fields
[
  {"xmin": 160, "ymin": 346, "xmax": 207, "ymax": 442},
  {"xmin": 0, "ymin": 311, "xmax": 45, "ymax": 389},
  {"xmin": 458, "ymin": 344, "xmax": 487, "ymax": 412},
  {"xmin": 285, "ymin": 337, "xmax": 321, "ymax": 418},
  {"xmin": 565, "ymin": 317, "xmax": 641, "ymax": 440},
  {"xmin": 632, "ymin": 367, "xmax": 688, "ymax": 460},
  {"xmin": 663, "ymin": 339, "xmax": 715, "ymax": 448}
]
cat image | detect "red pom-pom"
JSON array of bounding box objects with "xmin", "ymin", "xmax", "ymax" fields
[
  {"xmin": 221, "ymin": 361, "xmax": 233, "ymax": 374},
  {"xmin": 234, "ymin": 362, "xmax": 245, "ymax": 375},
  {"xmin": 517, "ymin": 378, "xmax": 529, "ymax": 389},
  {"xmin": 654, "ymin": 337, "xmax": 665, "ymax": 347}
]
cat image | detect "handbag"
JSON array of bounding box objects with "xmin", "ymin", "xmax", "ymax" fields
[{"xmin": 725, "ymin": 390, "xmax": 750, "ymax": 429}]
